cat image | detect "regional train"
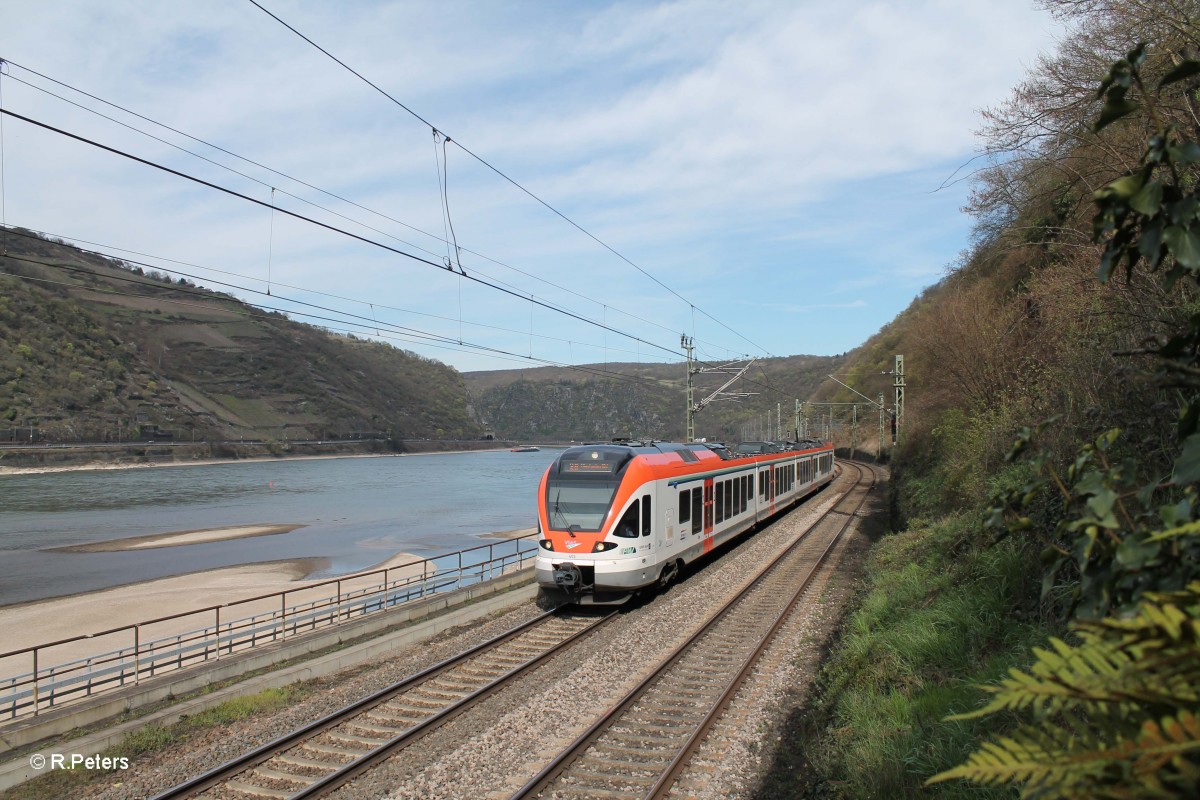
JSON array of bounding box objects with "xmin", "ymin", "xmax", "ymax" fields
[{"xmin": 535, "ymin": 438, "xmax": 835, "ymax": 606}]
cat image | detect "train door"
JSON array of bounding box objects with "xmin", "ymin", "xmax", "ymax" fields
[
  {"xmin": 702, "ymin": 477, "xmax": 715, "ymax": 553},
  {"xmin": 768, "ymin": 464, "xmax": 776, "ymax": 514},
  {"xmin": 641, "ymin": 489, "xmax": 655, "ymax": 548}
]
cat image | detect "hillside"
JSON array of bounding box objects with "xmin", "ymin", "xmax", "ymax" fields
[
  {"xmin": 463, "ymin": 353, "xmax": 845, "ymax": 443},
  {"xmin": 0, "ymin": 229, "xmax": 845, "ymax": 451},
  {"xmin": 0, "ymin": 229, "xmax": 481, "ymax": 446},
  {"xmin": 765, "ymin": 3, "xmax": 1200, "ymax": 798}
]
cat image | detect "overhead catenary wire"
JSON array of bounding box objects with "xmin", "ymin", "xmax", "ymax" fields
[
  {"xmin": 3, "ymin": 63, "xmax": 795, "ymax": 426},
  {"xmin": 243, "ymin": 0, "xmax": 774, "ymax": 359},
  {"xmin": 0, "ymin": 107, "xmax": 686, "ymax": 363},
  {"xmin": 5, "ymin": 225, "xmax": 805, "ymax": 433},
  {"xmin": 4, "ymin": 224, "xmax": 658, "ymax": 361},
  {"xmin": 0, "ymin": 250, "xmax": 672, "ymax": 387},
  {"xmin": 1, "ymin": 265, "xmax": 629, "ymax": 375},
  {"xmin": 0, "ymin": 60, "xmax": 747, "ymax": 361},
  {"xmin": 0, "ymin": 225, "xmax": 665, "ymax": 367}
]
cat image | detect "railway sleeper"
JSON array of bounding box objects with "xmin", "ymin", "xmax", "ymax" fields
[
  {"xmin": 275, "ymin": 752, "xmax": 343, "ymax": 771},
  {"xmin": 302, "ymin": 739, "xmax": 369, "ymax": 758},
  {"xmin": 480, "ymin": 654, "xmax": 530, "ymax": 667},
  {"xmin": 328, "ymin": 730, "xmax": 390, "ymax": 748},
  {"xmin": 456, "ymin": 664, "xmax": 507, "ymax": 679},
  {"xmin": 250, "ymin": 766, "xmax": 311, "ymax": 785},
  {"xmin": 368, "ymin": 709, "xmax": 424, "ymax": 727},
  {"xmin": 350, "ymin": 719, "xmax": 407, "ymax": 736},
  {"xmin": 553, "ymin": 784, "xmax": 644, "ymax": 800},
  {"xmin": 648, "ymin": 695, "xmax": 709, "ymax": 710},
  {"xmin": 628, "ymin": 709, "xmax": 696, "ymax": 725},
  {"xmin": 223, "ymin": 779, "xmax": 292, "ymax": 799},
  {"xmin": 416, "ymin": 685, "xmax": 471, "ymax": 702},
  {"xmin": 574, "ymin": 754, "xmax": 669, "ymax": 774},
  {"xmin": 590, "ymin": 741, "xmax": 674, "ymax": 760},
  {"xmin": 606, "ymin": 727, "xmax": 684, "ymax": 747},
  {"xmin": 568, "ymin": 769, "xmax": 662, "ymax": 789},
  {"xmin": 404, "ymin": 693, "xmax": 457, "ymax": 710},
  {"xmin": 434, "ymin": 675, "xmax": 489, "ymax": 691}
]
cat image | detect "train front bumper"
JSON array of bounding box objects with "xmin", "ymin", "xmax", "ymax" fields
[{"xmin": 535, "ymin": 555, "xmax": 657, "ymax": 593}]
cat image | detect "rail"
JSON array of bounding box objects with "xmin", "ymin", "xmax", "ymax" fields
[{"xmin": 0, "ymin": 534, "xmax": 539, "ymax": 722}]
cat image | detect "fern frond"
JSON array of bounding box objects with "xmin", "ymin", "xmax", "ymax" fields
[
  {"xmin": 930, "ymin": 716, "xmax": 1200, "ymax": 797},
  {"xmin": 954, "ymin": 596, "xmax": 1200, "ymax": 723},
  {"xmin": 927, "ymin": 725, "xmax": 1108, "ymax": 789},
  {"xmin": 1127, "ymin": 711, "xmax": 1200, "ymax": 787},
  {"xmin": 950, "ymin": 635, "xmax": 1139, "ymax": 720}
]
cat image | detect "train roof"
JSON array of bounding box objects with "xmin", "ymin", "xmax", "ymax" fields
[{"xmin": 552, "ymin": 438, "xmax": 828, "ymax": 475}]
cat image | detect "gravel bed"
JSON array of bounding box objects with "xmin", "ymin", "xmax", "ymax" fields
[
  {"xmin": 361, "ymin": 471, "xmax": 860, "ymax": 800},
  {"xmin": 673, "ymin": 472, "xmax": 884, "ymax": 798},
  {"xmin": 50, "ymin": 602, "xmax": 544, "ymax": 800},
  {"xmin": 25, "ymin": 466, "xmax": 877, "ymax": 800}
]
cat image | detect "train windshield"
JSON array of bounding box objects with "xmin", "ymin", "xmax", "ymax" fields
[{"xmin": 545, "ymin": 479, "xmax": 620, "ymax": 532}]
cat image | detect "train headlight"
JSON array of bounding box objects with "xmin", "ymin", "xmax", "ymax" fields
[
  {"xmin": 592, "ymin": 541, "xmax": 617, "ymax": 553},
  {"xmin": 539, "ymin": 539, "xmax": 554, "ymax": 551}
]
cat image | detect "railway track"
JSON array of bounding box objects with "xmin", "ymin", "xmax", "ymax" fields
[
  {"xmin": 511, "ymin": 462, "xmax": 875, "ymax": 800},
  {"xmin": 150, "ymin": 610, "xmax": 616, "ymax": 799},
  {"xmin": 154, "ymin": 462, "xmax": 874, "ymax": 800}
]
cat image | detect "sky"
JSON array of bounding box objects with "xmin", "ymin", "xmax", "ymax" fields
[{"xmin": 0, "ymin": 1, "xmax": 1063, "ymax": 375}]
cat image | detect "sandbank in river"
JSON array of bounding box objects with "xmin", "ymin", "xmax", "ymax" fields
[{"xmin": 0, "ymin": 522, "xmax": 429, "ymax": 666}]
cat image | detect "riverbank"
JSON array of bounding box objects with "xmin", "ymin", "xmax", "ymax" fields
[
  {"xmin": 0, "ymin": 548, "xmax": 428, "ymax": 668},
  {"xmin": 0, "ymin": 444, "xmax": 522, "ymax": 477},
  {"xmin": 0, "ymin": 438, "xmax": 520, "ymax": 476}
]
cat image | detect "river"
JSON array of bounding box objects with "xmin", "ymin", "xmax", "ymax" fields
[{"xmin": 0, "ymin": 449, "xmax": 558, "ymax": 606}]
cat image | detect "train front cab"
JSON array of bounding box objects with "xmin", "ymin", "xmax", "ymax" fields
[{"xmin": 536, "ymin": 445, "xmax": 665, "ymax": 605}]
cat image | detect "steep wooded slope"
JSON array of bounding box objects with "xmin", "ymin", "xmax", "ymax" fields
[{"xmin": 0, "ymin": 230, "xmax": 480, "ymax": 443}]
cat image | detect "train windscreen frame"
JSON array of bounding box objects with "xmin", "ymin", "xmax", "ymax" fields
[{"xmin": 545, "ymin": 478, "xmax": 620, "ymax": 532}]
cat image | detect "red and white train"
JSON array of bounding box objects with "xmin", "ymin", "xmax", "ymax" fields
[{"xmin": 535, "ymin": 439, "xmax": 835, "ymax": 605}]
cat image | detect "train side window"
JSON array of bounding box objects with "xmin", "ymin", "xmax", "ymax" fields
[
  {"xmin": 715, "ymin": 481, "xmax": 725, "ymax": 522},
  {"xmin": 692, "ymin": 490, "xmax": 703, "ymax": 533},
  {"xmin": 615, "ymin": 500, "xmax": 639, "ymax": 538},
  {"xmin": 726, "ymin": 481, "xmax": 734, "ymax": 514},
  {"xmin": 642, "ymin": 494, "xmax": 652, "ymax": 536},
  {"xmin": 679, "ymin": 489, "xmax": 691, "ymax": 525},
  {"xmin": 759, "ymin": 471, "xmax": 766, "ymax": 499},
  {"xmin": 745, "ymin": 475, "xmax": 752, "ymax": 502}
]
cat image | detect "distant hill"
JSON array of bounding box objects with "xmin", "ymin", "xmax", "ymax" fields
[
  {"xmin": 463, "ymin": 353, "xmax": 845, "ymax": 443},
  {"xmin": 0, "ymin": 229, "xmax": 481, "ymax": 445},
  {"xmin": 1, "ymin": 228, "xmax": 845, "ymax": 449}
]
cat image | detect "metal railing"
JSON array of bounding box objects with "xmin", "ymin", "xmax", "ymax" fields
[{"xmin": 0, "ymin": 534, "xmax": 538, "ymax": 722}]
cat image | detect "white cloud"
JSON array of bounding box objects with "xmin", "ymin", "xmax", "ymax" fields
[{"xmin": 0, "ymin": 0, "xmax": 1061, "ymax": 370}]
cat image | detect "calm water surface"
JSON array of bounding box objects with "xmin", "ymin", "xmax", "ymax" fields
[{"xmin": 0, "ymin": 450, "xmax": 558, "ymax": 605}]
